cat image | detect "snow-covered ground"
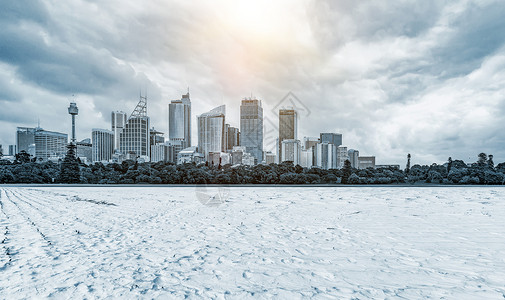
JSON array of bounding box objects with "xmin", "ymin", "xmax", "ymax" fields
[{"xmin": 0, "ymin": 186, "xmax": 504, "ymax": 298}]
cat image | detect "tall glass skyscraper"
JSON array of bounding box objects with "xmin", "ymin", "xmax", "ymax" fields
[
  {"xmin": 111, "ymin": 111, "xmax": 127, "ymax": 151},
  {"xmin": 240, "ymin": 98, "xmax": 263, "ymax": 164},
  {"xmin": 197, "ymin": 105, "xmax": 225, "ymax": 160},
  {"xmin": 278, "ymin": 109, "xmax": 297, "ymax": 162},
  {"xmin": 169, "ymin": 92, "xmax": 191, "ymax": 155}
]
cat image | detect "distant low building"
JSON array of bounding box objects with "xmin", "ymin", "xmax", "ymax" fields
[
  {"xmin": 151, "ymin": 144, "xmax": 175, "ymax": 163},
  {"xmin": 177, "ymin": 146, "xmax": 205, "ymax": 164},
  {"xmin": 358, "ymin": 156, "xmax": 376, "ymax": 169},
  {"xmin": 76, "ymin": 139, "xmax": 92, "ymax": 165},
  {"xmin": 337, "ymin": 146, "xmax": 349, "ymax": 168},
  {"xmin": 264, "ymin": 151, "xmax": 276, "ymax": 165},
  {"xmin": 375, "ymin": 165, "xmax": 400, "ymax": 169}
]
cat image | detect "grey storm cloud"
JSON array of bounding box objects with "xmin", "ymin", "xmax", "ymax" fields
[{"xmin": 1, "ymin": 0, "xmax": 504, "ymax": 165}]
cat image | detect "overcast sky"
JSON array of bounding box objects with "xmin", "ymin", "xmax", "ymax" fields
[{"xmin": 1, "ymin": 0, "xmax": 504, "ymax": 165}]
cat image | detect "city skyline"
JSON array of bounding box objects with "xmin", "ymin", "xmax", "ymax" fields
[{"xmin": 1, "ymin": 1, "xmax": 505, "ymax": 165}]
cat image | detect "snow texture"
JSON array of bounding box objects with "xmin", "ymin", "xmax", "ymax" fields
[{"xmin": 0, "ymin": 186, "xmax": 504, "ymax": 298}]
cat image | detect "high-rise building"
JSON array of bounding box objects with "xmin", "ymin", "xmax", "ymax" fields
[
  {"xmin": 120, "ymin": 95, "xmax": 150, "ymax": 160},
  {"xmin": 348, "ymin": 149, "xmax": 359, "ymax": 168},
  {"xmin": 34, "ymin": 129, "xmax": 68, "ymax": 161},
  {"xmin": 281, "ymin": 139, "xmax": 301, "ymax": 165},
  {"xmin": 224, "ymin": 124, "xmax": 240, "ymax": 151},
  {"xmin": 278, "ymin": 109, "xmax": 297, "ymax": 162},
  {"xmin": 16, "ymin": 127, "xmax": 36, "ymax": 154},
  {"xmin": 337, "ymin": 146, "xmax": 350, "ymax": 168},
  {"xmin": 313, "ymin": 142, "xmax": 337, "ymax": 170},
  {"xmin": 320, "ymin": 133, "xmax": 342, "ymax": 147},
  {"xmin": 111, "ymin": 111, "xmax": 127, "ymax": 151},
  {"xmin": 8, "ymin": 145, "xmax": 17, "ymax": 156},
  {"xmin": 240, "ymin": 98, "xmax": 263, "ymax": 163},
  {"xmin": 358, "ymin": 156, "xmax": 376, "ymax": 169},
  {"xmin": 197, "ymin": 105, "xmax": 226, "ymax": 160},
  {"xmin": 150, "ymin": 144, "xmax": 174, "ymax": 163},
  {"xmin": 169, "ymin": 92, "xmax": 191, "ymax": 157},
  {"xmin": 300, "ymin": 148, "xmax": 313, "ymax": 168},
  {"xmin": 92, "ymin": 129, "xmax": 114, "ymax": 162},
  {"xmin": 303, "ymin": 137, "xmax": 319, "ymax": 151}
]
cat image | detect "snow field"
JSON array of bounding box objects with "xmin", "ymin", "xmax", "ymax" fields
[{"xmin": 0, "ymin": 186, "xmax": 504, "ymax": 298}]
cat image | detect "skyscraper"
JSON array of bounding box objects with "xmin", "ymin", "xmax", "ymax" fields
[
  {"xmin": 92, "ymin": 128, "xmax": 114, "ymax": 162},
  {"xmin": 240, "ymin": 98, "xmax": 263, "ymax": 163},
  {"xmin": 320, "ymin": 133, "xmax": 342, "ymax": 147},
  {"xmin": 313, "ymin": 142, "xmax": 338, "ymax": 170},
  {"xmin": 111, "ymin": 111, "xmax": 127, "ymax": 151},
  {"xmin": 278, "ymin": 109, "xmax": 297, "ymax": 162},
  {"xmin": 225, "ymin": 124, "xmax": 240, "ymax": 151},
  {"xmin": 120, "ymin": 94, "xmax": 150, "ymax": 160},
  {"xmin": 281, "ymin": 139, "xmax": 301, "ymax": 165},
  {"xmin": 348, "ymin": 149, "xmax": 359, "ymax": 168},
  {"xmin": 197, "ymin": 105, "xmax": 225, "ymax": 160},
  {"xmin": 169, "ymin": 92, "xmax": 191, "ymax": 156}
]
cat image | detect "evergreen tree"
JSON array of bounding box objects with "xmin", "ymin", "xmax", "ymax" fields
[
  {"xmin": 405, "ymin": 153, "xmax": 411, "ymax": 175},
  {"xmin": 477, "ymin": 153, "xmax": 487, "ymax": 167},
  {"xmin": 488, "ymin": 154, "xmax": 494, "ymax": 170},
  {"xmin": 447, "ymin": 157, "xmax": 453, "ymax": 174},
  {"xmin": 341, "ymin": 159, "xmax": 352, "ymax": 184},
  {"xmin": 58, "ymin": 145, "xmax": 81, "ymax": 183},
  {"xmin": 15, "ymin": 150, "xmax": 31, "ymax": 163}
]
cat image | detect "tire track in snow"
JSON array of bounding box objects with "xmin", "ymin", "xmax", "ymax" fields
[{"xmin": 0, "ymin": 189, "xmax": 13, "ymax": 270}]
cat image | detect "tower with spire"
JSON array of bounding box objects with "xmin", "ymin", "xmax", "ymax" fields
[{"xmin": 119, "ymin": 93, "xmax": 150, "ymax": 161}]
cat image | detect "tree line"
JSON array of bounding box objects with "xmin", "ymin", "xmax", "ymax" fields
[{"xmin": 0, "ymin": 151, "xmax": 504, "ymax": 185}]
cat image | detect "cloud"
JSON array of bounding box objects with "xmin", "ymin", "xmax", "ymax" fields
[{"xmin": 1, "ymin": 0, "xmax": 504, "ymax": 166}]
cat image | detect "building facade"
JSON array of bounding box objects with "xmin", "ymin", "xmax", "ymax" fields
[
  {"xmin": 8, "ymin": 145, "xmax": 17, "ymax": 156},
  {"xmin": 16, "ymin": 127, "xmax": 36, "ymax": 155},
  {"xmin": 337, "ymin": 146, "xmax": 350, "ymax": 168},
  {"xmin": 281, "ymin": 139, "xmax": 301, "ymax": 165},
  {"xmin": 197, "ymin": 105, "xmax": 226, "ymax": 160},
  {"xmin": 358, "ymin": 156, "xmax": 376, "ymax": 169},
  {"xmin": 300, "ymin": 148, "xmax": 313, "ymax": 168},
  {"xmin": 240, "ymin": 98, "xmax": 263, "ymax": 164},
  {"xmin": 76, "ymin": 139, "xmax": 92, "ymax": 164},
  {"xmin": 92, "ymin": 128, "xmax": 114, "ymax": 162},
  {"xmin": 278, "ymin": 109, "xmax": 297, "ymax": 162},
  {"xmin": 34, "ymin": 129, "xmax": 68, "ymax": 161},
  {"xmin": 313, "ymin": 142, "xmax": 337, "ymax": 170},
  {"xmin": 169, "ymin": 92, "xmax": 191, "ymax": 157},
  {"xmin": 111, "ymin": 111, "xmax": 127, "ymax": 151},
  {"xmin": 225, "ymin": 124, "xmax": 240, "ymax": 151},
  {"xmin": 320, "ymin": 133, "xmax": 342, "ymax": 147},
  {"xmin": 348, "ymin": 149, "xmax": 359, "ymax": 168}
]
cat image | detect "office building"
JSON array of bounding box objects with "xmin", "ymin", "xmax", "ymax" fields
[
  {"xmin": 337, "ymin": 146, "xmax": 349, "ymax": 168},
  {"xmin": 92, "ymin": 129, "xmax": 114, "ymax": 162},
  {"xmin": 278, "ymin": 109, "xmax": 297, "ymax": 162},
  {"xmin": 240, "ymin": 98, "xmax": 263, "ymax": 163},
  {"xmin": 177, "ymin": 146, "xmax": 205, "ymax": 164},
  {"xmin": 169, "ymin": 92, "xmax": 191, "ymax": 157},
  {"xmin": 358, "ymin": 156, "xmax": 376, "ymax": 169},
  {"xmin": 16, "ymin": 127, "xmax": 36, "ymax": 154},
  {"xmin": 76, "ymin": 138, "xmax": 92, "ymax": 164},
  {"xmin": 151, "ymin": 144, "xmax": 174, "ymax": 163},
  {"xmin": 264, "ymin": 152, "xmax": 276, "ymax": 165},
  {"xmin": 303, "ymin": 137, "xmax": 319, "ymax": 151},
  {"xmin": 320, "ymin": 133, "xmax": 342, "ymax": 147},
  {"xmin": 300, "ymin": 148, "xmax": 313, "ymax": 168},
  {"xmin": 197, "ymin": 105, "xmax": 226, "ymax": 160},
  {"xmin": 281, "ymin": 139, "xmax": 301, "ymax": 165},
  {"xmin": 30, "ymin": 128, "xmax": 68, "ymax": 161},
  {"xmin": 8, "ymin": 145, "xmax": 17, "ymax": 156},
  {"xmin": 111, "ymin": 111, "xmax": 127, "ymax": 151},
  {"xmin": 348, "ymin": 149, "xmax": 359, "ymax": 168},
  {"xmin": 313, "ymin": 142, "xmax": 337, "ymax": 170},
  {"xmin": 120, "ymin": 95, "xmax": 150, "ymax": 160},
  {"xmin": 225, "ymin": 124, "xmax": 240, "ymax": 151}
]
